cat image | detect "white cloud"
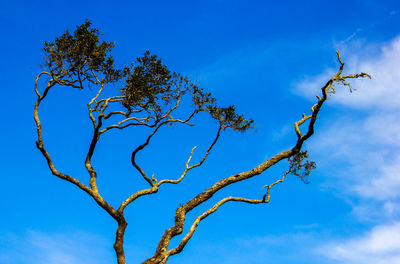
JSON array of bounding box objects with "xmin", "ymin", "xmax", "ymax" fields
[
  {"xmin": 0, "ymin": 230, "xmax": 114, "ymax": 264},
  {"xmin": 318, "ymin": 222, "xmax": 400, "ymax": 264},
  {"xmin": 383, "ymin": 201, "xmax": 400, "ymax": 215},
  {"xmin": 296, "ymin": 37, "xmax": 400, "ymax": 110},
  {"xmin": 355, "ymin": 155, "xmax": 400, "ymax": 200},
  {"xmin": 186, "ymin": 232, "xmax": 322, "ymax": 264},
  {"xmin": 307, "ymin": 114, "xmax": 400, "ymax": 203},
  {"xmin": 296, "ymin": 36, "xmax": 400, "ymax": 206}
]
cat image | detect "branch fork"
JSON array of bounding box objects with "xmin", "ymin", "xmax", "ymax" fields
[{"xmin": 35, "ymin": 46, "xmax": 370, "ymax": 264}]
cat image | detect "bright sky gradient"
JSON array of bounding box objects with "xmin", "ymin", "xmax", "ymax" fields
[{"xmin": 1, "ymin": 1, "xmax": 400, "ymax": 263}]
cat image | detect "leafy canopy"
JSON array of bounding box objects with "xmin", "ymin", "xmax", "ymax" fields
[
  {"xmin": 42, "ymin": 20, "xmax": 253, "ymax": 131},
  {"xmin": 43, "ymin": 20, "xmax": 125, "ymax": 86}
]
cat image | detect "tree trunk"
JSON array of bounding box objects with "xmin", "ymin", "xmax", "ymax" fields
[{"xmin": 114, "ymin": 220, "xmax": 128, "ymax": 264}]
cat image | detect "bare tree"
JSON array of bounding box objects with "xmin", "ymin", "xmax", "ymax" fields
[{"xmin": 34, "ymin": 20, "xmax": 371, "ymax": 264}]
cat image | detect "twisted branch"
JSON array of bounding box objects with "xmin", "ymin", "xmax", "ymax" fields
[
  {"xmin": 119, "ymin": 126, "xmax": 222, "ymax": 212},
  {"xmin": 142, "ymin": 51, "xmax": 371, "ymax": 264},
  {"xmin": 34, "ymin": 72, "xmax": 119, "ymax": 220},
  {"xmin": 158, "ymin": 125, "xmax": 222, "ymax": 185},
  {"xmin": 165, "ymin": 171, "xmax": 287, "ymax": 260}
]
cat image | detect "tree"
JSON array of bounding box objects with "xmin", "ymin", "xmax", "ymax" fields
[{"xmin": 34, "ymin": 20, "xmax": 371, "ymax": 264}]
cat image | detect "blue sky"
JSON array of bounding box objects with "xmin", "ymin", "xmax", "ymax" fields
[{"xmin": 1, "ymin": 0, "xmax": 400, "ymax": 263}]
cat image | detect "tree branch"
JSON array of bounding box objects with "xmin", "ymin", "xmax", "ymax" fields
[
  {"xmin": 92, "ymin": 96, "xmax": 125, "ymax": 112},
  {"xmin": 34, "ymin": 72, "xmax": 51, "ymax": 97},
  {"xmin": 99, "ymin": 115, "xmax": 154, "ymax": 134},
  {"xmin": 34, "ymin": 74, "xmax": 119, "ymax": 220},
  {"xmin": 158, "ymin": 125, "xmax": 222, "ymax": 185},
  {"xmin": 88, "ymin": 82, "xmax": 105, "ymax": 127},
  {"xmin": 130, "ymin": 100, "xmax": 197, "ymax": 186},
  {"xmin": 118, "ymin": 185, "xmax": 160, "ymax": 212},
  {"xmin": 147, "ymin": 171, "xmax": 288, "ymax": 263},
  {"xmin": 84, "ymin": 72, "xmax": 108, "ymax": 194},
  {"xmin": 143, "ymin": 51, "xmax": 371, "ymax": 264},
  {"xmin": 118, "ymin": 125, "xmax": 221, "ymax": 213},
  {"xmin": 84, "ymin": 116, "xmax": 102, "ymax": 193},
  {"xmin": 104, "ymin": 109, "xmax": 143, "ymax": 120}
]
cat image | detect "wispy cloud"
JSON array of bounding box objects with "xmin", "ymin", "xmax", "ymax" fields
[
  {"xmin": 294, "ymin": 36, "xmax": 400, "ymax": 264},
  {"xmin": 307, "ymin": 112, "xmax": 400, "ymax": 202},
  {"xmin": 383, "ymin": 201, "xmax": 400, "ymax": 216},
  {"xmin": 174, "ymin": 232, "xmax": 324, "ymax": 264},
  {"xmin": 0, "ymin": 230, "xmax": 114, "ymax": 264},
  {"xmin": 354, "ymin": 155, "xmax": 400, "ymax": 200},
  {"xmin": 295, "ymin": 36, "xmax": 400, "ymax": 210},
  {"xmin": 296, "ymin": 37, "xmax": 400, "ymax": 110},
  {"xmin": 337, "ymin": 10, "xmax": 399, "ymax": 47},
  {"xmin": 318, "ymin": 222, "xmax": 400, "ymax": 264}
]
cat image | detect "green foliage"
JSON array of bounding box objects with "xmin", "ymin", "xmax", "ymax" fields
[
  {"xmin": 288, "ymin": 151, "xmax": 316, "ymax": 184},
  {"xmin": 42, "ymin": 20, "xmax": 253, "ymax": 132},
  {"xmin": 43, "ymin": 19, "xmax": 126, "ymax": 86},
  {"xmin": 208, "ymin": 105, "xmax": 254, "ymax": 131},
  {"xmin": 122, "ymin": 51, "xmax": 194, "ymax": 118},
  {"xmin": 122, "ymin": 51, "xmax": 253, "ymax": 130}
]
